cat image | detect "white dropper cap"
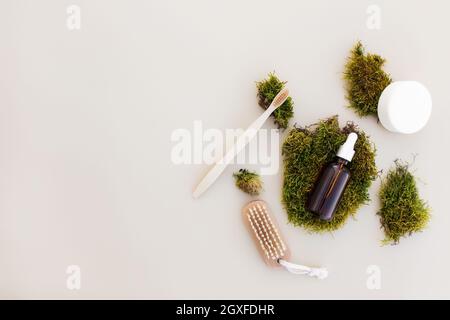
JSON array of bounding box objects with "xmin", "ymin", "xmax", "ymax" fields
[{"xmin": 336, "ymin": 132, "xmax": 358, "ymax": 162}]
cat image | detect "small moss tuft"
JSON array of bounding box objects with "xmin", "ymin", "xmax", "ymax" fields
[
  {"xmin": 256, "ymin": 72, "xmax": 294, "ymax": 129},
  {"xmin": 233, "ymin": 169, "xmax": 263, "ymax": 196},
  {"xmin": 344, "ymin": 41, "xmax": 392, "ymax": 117},
  {"xmin": 378, "ymin": 161, "xmax": 430, "ymax": 245},
  {"xmin": 282, "ymin": 116, "xmax": 377, "ymax": 232}
]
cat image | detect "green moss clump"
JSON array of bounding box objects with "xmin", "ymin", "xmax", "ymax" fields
[
  {"xmin": 233, "ymin": 169, "xmax": 263, "ymax": 196},
  {"xmin": 344, "ymin": 41, "xmax": 392, "ymax": 117},
  {"xmin": 256, "ymin": 72, "xmax": 294, "ymax": 129},
  {"xmin": 378, "ymin": 162, "xmax": 430, "ymax": 245},
  {"xmin": 282, "ymin": 116, "xmax": 377, "ymax": 232}
]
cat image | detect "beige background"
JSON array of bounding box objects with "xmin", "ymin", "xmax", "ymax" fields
[{"xmin": 1, "ymin": 0, "xmax": 449, "ymax": 299}]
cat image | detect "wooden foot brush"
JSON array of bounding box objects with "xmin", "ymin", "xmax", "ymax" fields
[{"xmin": 242, "ymin": 200, "xmax": 328, "ymax": 279}]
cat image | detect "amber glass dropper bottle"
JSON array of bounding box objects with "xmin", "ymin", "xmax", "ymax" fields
[{"xmin": 307, "ymin": 133, "xmax": 358, "ymax": 221}]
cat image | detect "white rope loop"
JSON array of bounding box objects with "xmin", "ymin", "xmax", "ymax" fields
[{"xmin": 278, "ymin": 259, "xmax": 328, "ymax": 279}]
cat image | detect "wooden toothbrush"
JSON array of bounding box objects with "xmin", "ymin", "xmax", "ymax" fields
[{"xmin": 193, "ymin": 88, "xmax": 290, "ymax": 198}]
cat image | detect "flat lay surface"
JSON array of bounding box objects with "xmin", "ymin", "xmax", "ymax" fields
[{"xmin": 1, "ymin": 0, "xmax": 450, "ymax": 299}]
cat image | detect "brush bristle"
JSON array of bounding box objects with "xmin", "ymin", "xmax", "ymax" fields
[
  {"xmin": 272, "ymin": 88, "xmax": 289, "ymax": 107},
  {"xmin": 245, "ymin": 202, "xmax": 287, "ymax": 261}
]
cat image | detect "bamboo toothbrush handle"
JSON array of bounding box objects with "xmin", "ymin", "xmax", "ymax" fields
[{"xmin": 192, "ymin": 105, "xmax": 276, "ymax": 198}]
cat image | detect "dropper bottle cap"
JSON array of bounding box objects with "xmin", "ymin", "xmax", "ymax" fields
[{"xmin": 336, "ymin": 132, "xmax": 358, "ymax": 162}]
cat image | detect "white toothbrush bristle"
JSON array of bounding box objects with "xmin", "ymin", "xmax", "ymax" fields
[{"xmin": 272, "ymin": 88, "xmax": 289, "ymax": 107}]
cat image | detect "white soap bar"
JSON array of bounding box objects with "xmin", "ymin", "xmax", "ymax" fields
[{"xmin": 377, "ymin": 81, "xmax": 432, "ymax": 134}]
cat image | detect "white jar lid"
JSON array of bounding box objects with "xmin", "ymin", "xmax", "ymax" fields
[{"xmin": 377, "ymin": 81, "xmax": 432, "ymax": 134}]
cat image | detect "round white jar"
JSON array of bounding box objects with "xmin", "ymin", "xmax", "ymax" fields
[{"xmin": 377, "ymin": 81, "xmax": 432, "ymax": 134}]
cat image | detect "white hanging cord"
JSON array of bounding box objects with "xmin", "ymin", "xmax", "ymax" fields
[{"xmin": 278, "ymin": 259, "xmax": 328, "ymax": 279}]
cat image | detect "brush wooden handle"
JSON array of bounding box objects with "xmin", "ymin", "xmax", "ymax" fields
[
  {"xmin": 192, "ymin": 105, "xmax": 276, "ymax": 198},
  {"xmin": 242, "ymin": 200, "xmax": 290, "ymax": 267},
  {"xmin": 192, "ymin": 88, "xmax": 289, "ymax": 198}
]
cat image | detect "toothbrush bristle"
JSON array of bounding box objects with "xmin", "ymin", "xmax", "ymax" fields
[
  {"xmin": 245, "ymin": 203, "xmax": 287, "ymax": 261},
  {"xmin": 272, "ymin": 88, "xmax": 289, "ymax": 107}
]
